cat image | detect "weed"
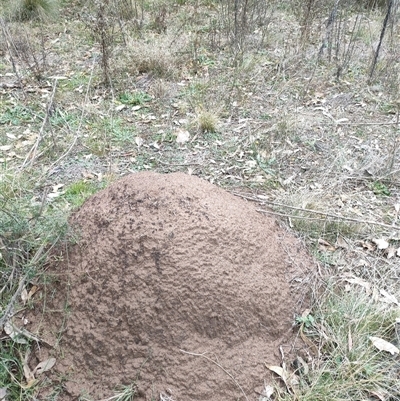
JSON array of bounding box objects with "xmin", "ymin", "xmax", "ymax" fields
[
  {"xmin": 296, "ymin": 313, "xmax": 315, "ymax": 328},
  {"xmin": 0, "ymin": 106, "xmax": 34, "ymax": 126},
  {"xmin": 371, "ymin": 181, "xmax": 391, "ymax": 196},
  {"xmin": 119, "ymin": 91, "xmax": 152, "ymax": 106},
  {"xmin": 62, "ymin": 180, "xmax": 102, "ymax": 208}
]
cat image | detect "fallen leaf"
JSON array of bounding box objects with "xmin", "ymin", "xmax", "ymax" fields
[
  {"xmin": 115, "ymin": 104, "xmax": 126, "ymax": 112},
  {"xmin": 336, "ymin": 236, "xmax": 348, "ymax": 249},
  {"xmin": 386, "ymin": 247, "xmax": 396, "ymax": 259},
  {"xmin": 27, "ymin": 286, "xmax": 39, "ymax": 300},
  {"xmin": 295, "ymin": 356, "xmax": 309, "ymax": 375},
  {"xmin": 0, "ymin": 387, "xmax": 7, "ymax": 401},
  {"xmin": 370, "ymin": 389, "xmax": 388, "ymax": 401},
  {"xmin": 379, "ymin": 289, "xmax": 399, "ymax": 306},
  {"xmin": 21, "ymin": 287, "xmax": 28, "ymax": 305},
  {"xmin": 22, "ymin": 351, "xmax": 36, "ymax": 387},
  {"xmin": 4, "ymin": 322, "xmax": 28, "ymax": 344},
  {"xmin": 372, "ymin": 238, "xmax": 389, "ymax": 250},
  {"xmin": 0, "ymin": 145, "xmax": 13, "ymax": 151},
  {"xmin": 176, "ymin": 129, "xmax": 190, "ymax": 144},
  {"xmin": 369, "ymin": 336, "xmax": 399, "ymax": 355},
  {"xmin": 259, "ymin": 384, "xmax": 274, "ymax": 400},
  {"xmin": 361, "ymin": 241, "xmax": 375, "ymax": 252},
  {"xmin": 342, "ymin": 275, "xmax": 371, "ymax": 294},
  {"xmin": 318, "ymin": 238, "xmax": 336, "ymax": 251},
  {"xmin": 348, "ymin": 328, "xmax": 353, "ymax": 352},
  {"xmin": 33, "ymin": 358, "xmax": 56, "ymax": 375},
  {"xmin": 266, "ymin": 365, "xmax": 298, "ymax": 392},
  {"xmin": 135, "ymin": 137, "xmax": 143, "ymax": 147}
]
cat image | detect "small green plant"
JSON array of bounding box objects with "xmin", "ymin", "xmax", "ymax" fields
[
  {"xmin": 63, "ymin": 180, "xmax": 102, "ymax": 208},
  {"xmin": 118, "ymin": 92, "xmax": 152, "ymax": 106},
  {"xmin": 0, "ymin": 106, "xmax": 34, "ymax": 126},
  {"xmin": 371, "ymin": 181, "xmax": 391, "ymax": 196},
  {"xmin": 296, "ymin": 313, "xmax": 315, "ymax": 328}
]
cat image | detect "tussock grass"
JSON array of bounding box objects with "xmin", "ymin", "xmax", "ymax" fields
[
  {"xmin": 7, "ymin": 0, "xmax": 59, "ymax": 21},
  {"xmin": 196, "ymin": 108, "xmax": 219, "ymax": 133},
  {"xmin": 120, "ymin": 35, "xmax": 186, "ymax": 79}
]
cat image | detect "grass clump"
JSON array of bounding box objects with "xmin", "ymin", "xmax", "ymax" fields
[
  {"xmin": 285, "ymin": 288, "xmax": 400, "ymax": 401},
  {"xmin": 8, "ymin": 0, "xmax": 59, "ymax": 21},
  {"xmin": 196, "ymin": 108, "xmax": 219, "ymax": 133}
]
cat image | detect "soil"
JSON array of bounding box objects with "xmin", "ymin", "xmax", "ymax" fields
[{"xmin": 28, "ymin": 172, "xmax": 315, "ymax": 401}]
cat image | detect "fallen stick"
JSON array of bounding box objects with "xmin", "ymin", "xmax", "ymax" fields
[
  {"xmin": 180, "ymin": 349, "xmax": 249, "ymax": 401},
  {"xmin": 232, "ymin": 192, "xmax": 400, "ymax": 231}
]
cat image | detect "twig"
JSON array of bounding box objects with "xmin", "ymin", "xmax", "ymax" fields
[
  {"xmin": 179, "ymin": 349, "xmax": 249, "ymax": 401},
  {"xmin": 324, "ymin": 121, "xmax": 399, "ymax": 126},
  {"xmin": 21, "ymin": 79, "xmax": 58, "ymax": 169},
  {"xmin": 157, "ymin": 160, "xmax": 204, "ymax": 167},
  {"xmin": 370, "ymin": 0, "xmax": 393, "ymax": 79},
  {"xmin": 0, "ymin": 275, "xmax": 28, "ymax": 330},
  {"xmin": 232, "ymin": 192, "xmax": 400, "ymax": 231}
]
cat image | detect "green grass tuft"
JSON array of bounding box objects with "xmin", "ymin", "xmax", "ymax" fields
[{"xmin": 63, "ymin": 180, "xmax": 103, "ymax": 208}]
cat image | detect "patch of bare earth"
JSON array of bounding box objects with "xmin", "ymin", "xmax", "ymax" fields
[{"xmin": 28, "ymin": 172, "xmax": 315, "ymax": 400}]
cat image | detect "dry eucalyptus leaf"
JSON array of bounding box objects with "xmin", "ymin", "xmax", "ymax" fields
[
  {"xmin": 336, "ymin": 236, "xmax": 348, "ymax": 249},
  {"xmin": 4, "ymin": 322, "xmax": 28, "ymax": 344},
  {"xmin": 135, "ymin": 137, "xmax": 144, "ymax": 147},
  {"xmin": 379, "ymin": 289, "xmax": 399, "ymax": 306},
  {"xmin": 343, "ymin": 276, "xmax": 371, "ymax": 294},
  {"xmin": 370, "ymin": 389, "xmax": 388, "ymax": 401},
  {"xmin": 372, "ymin": 238, "xmax": 389, "ymax": 250},
  {"xmin": 33, "ymin": 358, "xmax": 56, "ymax": 375},
  {"xmin": 369, "ymin": 336, "xmax": 399, "ymax": 355},
  {"xmin": 176, "ymin": 129, "xmax": 190, "ymax": 144},
  {"xmin": 23, "ymin": 352, "xmax": 35, "ymax": 383},
  {"xmin": 267, "ymin": 365, "xmax": 287, "ymax": 381},
  {"xmin": 348, "ymin": 328, "xmax": 353, "ymax": 352},
  {"xmin": 21, "ymin": 287, "xmax": 29, "ymax": 305},
  {"xmin": 0, "ymin": 387, "xmax": 7, "ymax": 401},
  {"xmin": 267, "ymin": 365, "xmax": 298, "ymax": 391},
  {"xmin": 259, "ymin": 384, "xmax": 274, "ymax": 400},
  {"xmin": 386, "ymin": 247, "xmax": 396, "ymax": 259},
  {"xmin": 115, "ymin": 104, "xmax": 126, "ymax": 112},
  {"xmin": 318, "ymin": 238, "xmax": 335, "ymax": 251}
]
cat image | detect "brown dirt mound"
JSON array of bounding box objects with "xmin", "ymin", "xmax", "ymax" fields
[{"xmin": 29, "ymin": 172, "xmax": 315, "ymax": 401}]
